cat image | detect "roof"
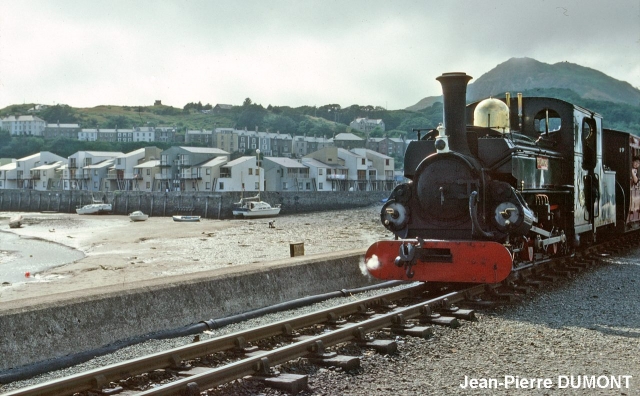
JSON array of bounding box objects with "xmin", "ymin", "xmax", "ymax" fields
[
  {"xmin": 82, "ymin": 151, "xmax": 125, "ymax": 157},
  {"xmin": 0, "ymin": 162, "xmax": 17, "ymax": 171},
  {"xmin": 134, "ymin": 160, "xmax": 161, "ymax": 169},
  {"xmin": 198, "ymin": 156, "xmax": 228, "ymax": 168},
  {"xmin": 334, "ymin": 132, "xmax": 363, "ymax": 141},
  {"xmin": 224, "ymin": 156, "xmax": 254, "ymax": 167},
  {"xmin": 1, "ymin": 115, "xmax": 45, "ymax": 122},
  {"xmin": 351, "ymin": 148, "xmax": 392, "ymax": 159},
  {"xmin": 45, "ymin": 123, "xmax": 80, "ymax": 128},
  {"xmin": 337, "ymin": 148, "xmax": 361, "ymax": 158},
  {"xmin": 179, "ymin": 147, "xmax": 229, "ymax": 155},
  {"xmin": 265, "ymin": 157, "xmax": 308, "ymax": 169},
  {"xmin": 84, "ymin": 159, "xmax": 114, "ymax": 169},
  {"xmin": 302, "ymin": 158, "xmax": 347, "ymax": 169},
  {"xmin": 31, "ymin": 161, "xmax": 64, "ymax": 171},
  {"xmin": 120, "ymin": 148, "xmax": 146, "ymax": 158}
]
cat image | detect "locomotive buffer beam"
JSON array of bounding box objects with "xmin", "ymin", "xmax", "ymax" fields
[{"xmin": 365, "ymin": 239, "xmax": 513, "ymax": 284}]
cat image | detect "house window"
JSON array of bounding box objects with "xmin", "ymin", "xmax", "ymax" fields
[
  {"xmin": 248, "ymin": 168, "xmax": 253, "ymax": 175},
  {"xmin": 319, "ymin": 168, "xmax": 324, "ymax": 175},
  {"xmin": 206, "ymin": 182, "xmax": 211, "ymax": 189},
  {"xmin": 219, "ymin": 182, "xmax": 224, "ymax": 190},
  {"xmin": 298, "ymin": 182, "xmax": 302, "ymax": 190},
  {"xmin": 306, "ymin": 182, "xmax": 310, "ymax": 190},
  {"xmin": 386, "ymin": 159, "xmax": 390, "ymax": 166},
  {"xmin": 146, "ymin": 169, "xmax": 151, "ymax": 175},
  {"xmin": 206, "ymin": 169, "xmax": 211, "ymax": 175},
  {"xmin": 283, "ymin": 182, "xmax": 288, "ymax": 190},
  {"xmin": 43, "ymin": 181, "xmax": 46, "ymax": 188},
  {"xmin": 319, "ymin": 182, "xmax": 323, "ymax": 189},
  {"xmin": 255, "ymin": 182, "xmax": 259, "ymax": 190},
  {"xmin": 146, "ymin": 182, "xmax": 151, "ymax": 189},
  {"xmin": 256, "ymin": 168, "xmax": 260, "ymax": 175},
  {"xmin": 94, "ymin": 182, "xmax": 98, "ymax": 188},
  {"xmin": 94, "ymin": 170, "xmax": 98, "ymax": 176},
  {"xmin": 43, "ymin": 170, "xmax": 47, "ymax": 176},
  {"xmin": 361, "ymin": 159, "xmax": 365, "ymax": 165}
]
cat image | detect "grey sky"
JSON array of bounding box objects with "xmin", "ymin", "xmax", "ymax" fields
[{"xmin": 1, "ymin": 0, "xmax": 638, "ymax": 110}]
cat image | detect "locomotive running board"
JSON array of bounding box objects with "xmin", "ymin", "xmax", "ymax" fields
[{"xmin": 365, "ymin": 239, "xmax": 512, "ymax": 284}]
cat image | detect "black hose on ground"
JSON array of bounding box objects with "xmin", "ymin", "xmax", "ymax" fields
[{"xmin": 0, "ymin": 280, "xmax": 406, "ymax": 384}]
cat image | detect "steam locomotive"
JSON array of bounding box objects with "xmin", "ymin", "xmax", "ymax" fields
[{"xmin": 365, "ymin": 72, "xmax": 640, "ymax": 284}]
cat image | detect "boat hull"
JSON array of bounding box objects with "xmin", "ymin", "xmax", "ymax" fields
[
  {"xmin": 232, "ymin": 207, "xmax": 281, "ymax": 218},
  {"xmin": 172, "ymin": 215, "xmax": 201, "ymax": 222},
  {"xmin": 76, "ymin": 204, "xmax": 112, "ymax": 215},
  {"xmin": 129, "ymin": 211, "xmax": 149, "ymax": 222}
]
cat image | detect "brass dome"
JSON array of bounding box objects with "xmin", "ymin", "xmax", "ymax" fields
[{"xmin": 473, "ymin": 98, "xmax": 510, "ymax": 133}]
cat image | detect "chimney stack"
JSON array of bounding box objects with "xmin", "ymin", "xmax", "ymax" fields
[{"xmin": 436, "ymin": 72, "xmax": 473, "ymax": 156}]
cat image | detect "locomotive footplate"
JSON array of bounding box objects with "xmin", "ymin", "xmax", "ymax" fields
[{"xmin": 365, "ymin": 239, "xmax": 512, "ymax": 284}]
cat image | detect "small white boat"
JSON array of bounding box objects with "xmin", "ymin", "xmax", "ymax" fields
[
  {"xmin": 172, "ymin": 215, "xmax": 201, "ymax": 222},
  {"xmin": 76, "ymin": 203, "xmax": 112, "ymax": 215},
  {"xmin": 233, "ymin": 194, "xmax": 281, "ymax": 218},
  {"xmin": 9, "ymin": 214, "xmax": 23, "ymax": 228},
  {"xmin": 129, "ymin": 211, "xmax": 149, "ymax": 222}
]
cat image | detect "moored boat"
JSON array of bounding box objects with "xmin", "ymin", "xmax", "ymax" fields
[
  {"xmin": 129, "ymin": 211, "xmax": 149, "ymax": 222},
  {"xmin": 76, "ymin": 203, "xmax": 112, "ymax": 215},
  {"xmin": 172, "ymin": 215, "xmax": 201, "ymax": 222},
  {"xmin": 232, "ymin": 194, "xmax": 281, "ymax": 218}
]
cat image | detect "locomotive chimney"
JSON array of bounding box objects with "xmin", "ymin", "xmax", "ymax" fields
[{"xmin": 436, "ymin": 72, "xmax": 473, "ymax": 156}]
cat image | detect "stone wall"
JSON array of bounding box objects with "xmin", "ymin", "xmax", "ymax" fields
[
  {"xmin": 0, "ymin": 190, "xmax": 389, "ymax": 219},
  {"xmin": 0, "ymin": 250, "xmax": 375, "ymax": 372}
]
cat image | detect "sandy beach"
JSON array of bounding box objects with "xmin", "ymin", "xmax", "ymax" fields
[{"xmin": 0, "ymin": 206, "xmax": 386, "ymax": 304}]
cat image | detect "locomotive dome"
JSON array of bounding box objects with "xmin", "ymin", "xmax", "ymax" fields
[{"xmin": 473, "ymin": 97, "xmax": 510, "ymax": 133}]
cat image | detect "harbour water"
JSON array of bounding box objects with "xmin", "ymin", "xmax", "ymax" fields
[{"xmin": 0, "ymin": 232, "xmax": 85, "ymax": 285}]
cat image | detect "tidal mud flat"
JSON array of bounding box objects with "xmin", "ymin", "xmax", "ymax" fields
[{"xmin": 0, "ymin": 206, "xmax": 386, "ymax": 303}]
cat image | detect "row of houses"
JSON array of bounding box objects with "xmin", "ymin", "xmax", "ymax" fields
[
  {"xmin": 0, "ymin": 146, "xmax": 399, "ymax": 194},
  {"xmin": 0, "ymin": 116, "xmax": 404, "ymax": 158}
]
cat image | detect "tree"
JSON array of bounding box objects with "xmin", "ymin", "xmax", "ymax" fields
[
  {"xmin": 243, "ymin": 98, "xmax": 253, "ymax": 107},
  {"xmin": 40, "ymin": 104, "xmax": 78, "ymax": 124}
]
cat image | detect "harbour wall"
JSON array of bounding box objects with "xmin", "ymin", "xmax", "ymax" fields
[
  {"xmin": 0, "ymin": 190, "xmax": 389, "ymax": 218},
  {"xmin": 0, "ymin": 250, "xmax": 377, "ymax": 373}
]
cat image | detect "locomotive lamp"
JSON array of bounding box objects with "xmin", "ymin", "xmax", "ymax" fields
[{"xmin": 434, "ymin": 123, "xmax": 449, "ymax": 152}]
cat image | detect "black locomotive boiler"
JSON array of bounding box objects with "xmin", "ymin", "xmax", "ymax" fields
[{"xmin": 365, "ymin": 71, "xmax": 630, "ymax": 283}]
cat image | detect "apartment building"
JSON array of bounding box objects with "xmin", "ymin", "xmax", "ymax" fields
[{"xmin": 1, "ymin": 115, "xmax": 46, "ymax": 136}]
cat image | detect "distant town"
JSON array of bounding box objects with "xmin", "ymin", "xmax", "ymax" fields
[{"xmin": 0, "ymin": 111, "xmax": 407, "ymax": 193}]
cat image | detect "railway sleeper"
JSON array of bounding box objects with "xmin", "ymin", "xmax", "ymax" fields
[
  {"xmin": 247, "ymin": 373, "xmax": 309, "ymax": 395},
  {"xmin": 439, "ymin": 298, "xmax": 477, "ymax": 321},
  {"xmin": 484, "ymin": 286, "xmax": 520, "ymax": 302},
  {"xmin": 353, "ymin": 327, "xmax": 398, "ymax": 355},
  {"xmin": 307, "ymin": 354, "xmax": 361, "ymax": 371},
  {"xmin": 386, "ymin": 313, "xmax": 436, "ymax": 337},
  {"xmin": 419, "ymin": 304, "xmax": 464, "ymax": 327}
]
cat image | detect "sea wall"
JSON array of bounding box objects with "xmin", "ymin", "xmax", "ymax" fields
[
  {"xmin": 0, "ymin": 250, "xmax": 375, "ymax": 372},
  {"xmin": 0, "ymin": 190, "xmax": 389, "ymax": 218}
]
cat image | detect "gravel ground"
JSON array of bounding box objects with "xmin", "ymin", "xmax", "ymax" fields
[{"xmin": 2, "ymin": 248, "xmax": 639, "ymax": 395}]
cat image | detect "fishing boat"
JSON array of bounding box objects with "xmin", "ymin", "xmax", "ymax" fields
[
  {"xmin": 76, "ymin": 201, "xmax": 112, "ymax": 215},
  {"xmin": 172, "ymin": 215, "xmax": 201, "ymax": 222},
  {"xmin": 232, "ymin": 194, "xmax": 281, "ymax": 218},
  {"xmin": 129, "ymin": 211, "xmax": 149, "ymax": 222}
]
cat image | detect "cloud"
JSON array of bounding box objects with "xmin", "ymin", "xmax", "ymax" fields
[{"xmin": 1, "ymin": 0, "xmax": 638, "ymax": 109}]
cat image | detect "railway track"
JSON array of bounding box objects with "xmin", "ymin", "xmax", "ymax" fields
[{"xmin": 4, "ymin": 234, "xmax": 638, "ymax": 396}]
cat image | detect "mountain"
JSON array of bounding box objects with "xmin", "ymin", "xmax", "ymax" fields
[{"xmin": 407, "ymin": 57, "xmax": 640, "ymax": 111}]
